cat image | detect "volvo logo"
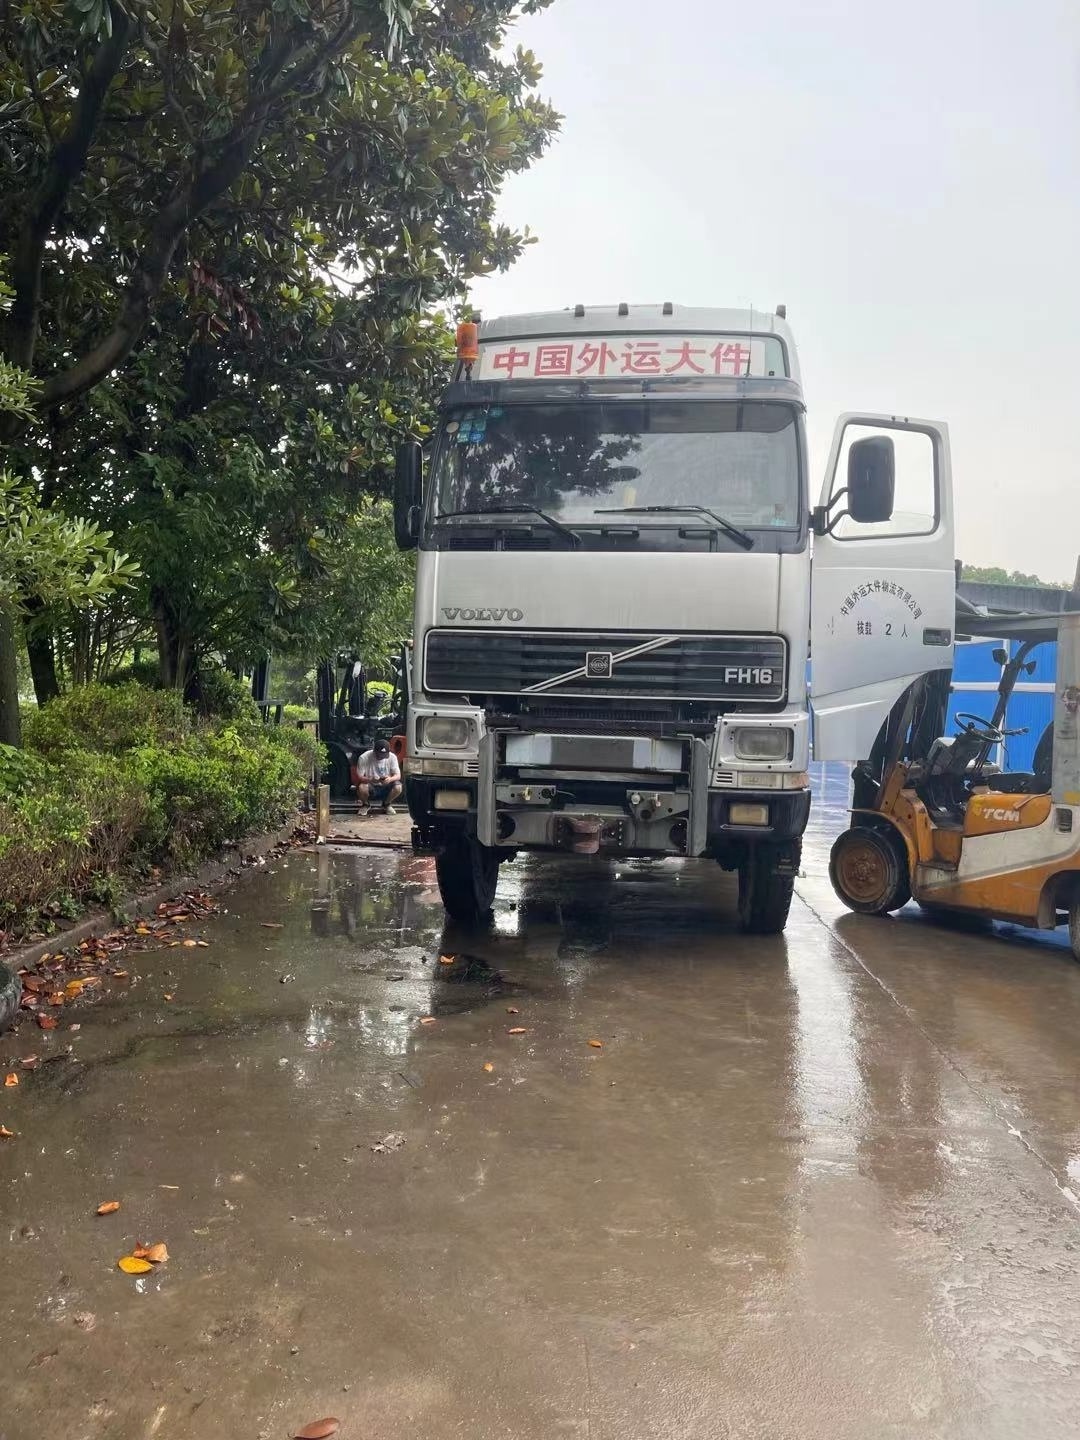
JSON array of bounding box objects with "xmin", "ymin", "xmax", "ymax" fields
[
  {"xmin": 585, "ymin": 651, "xmax": 613, "ymax": 678},
  {"xmin": 441, "ymin": 607, "xmax": 523, "ymax": 623}
]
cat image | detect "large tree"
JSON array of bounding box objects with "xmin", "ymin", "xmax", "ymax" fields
[{"xmin": 0, "ymin": 0, "xmax": 558, "ymax": 708}]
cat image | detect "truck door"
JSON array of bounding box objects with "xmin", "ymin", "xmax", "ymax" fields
[{"xmin": 810, "ymin": 413, "xmax": 955, "ymax": 763}]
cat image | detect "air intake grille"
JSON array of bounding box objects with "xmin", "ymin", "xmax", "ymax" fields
[{"xmin": 425, "ymin": 630, "xmax": 786, "ymax": 703}]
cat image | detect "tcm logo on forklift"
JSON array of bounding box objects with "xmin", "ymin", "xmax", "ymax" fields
[{"xmin": 983, "ymin": 806, "xmax": 1022, "ymax": 823}]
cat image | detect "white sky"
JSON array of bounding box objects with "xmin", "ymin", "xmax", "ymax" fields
[{"xmin": 472, "ymin": 0, "xmax": 1080, "ymax": 583}]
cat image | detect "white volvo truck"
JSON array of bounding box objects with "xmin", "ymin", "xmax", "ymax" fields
[{"xmin": 393, "ymin": 303, "xmax": 956, "ymax": 929}]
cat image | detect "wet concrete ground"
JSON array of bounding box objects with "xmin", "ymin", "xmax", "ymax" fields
[{"xmin": 3, "ymin": 797, "xmax": 1080, "ymax": 1439}]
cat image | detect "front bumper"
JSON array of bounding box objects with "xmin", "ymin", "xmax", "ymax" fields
[{"xmin": 408, "ymin": 730, "xmax": 810, "ymax": 857}]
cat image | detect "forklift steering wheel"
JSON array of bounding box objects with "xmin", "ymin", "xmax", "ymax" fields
[{"xmin": 954, "ymin": 712, "xmax": 1004, "ymax": 745}]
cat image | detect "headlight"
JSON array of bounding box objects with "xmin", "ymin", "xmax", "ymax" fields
[
  {"xmin": 733, "ymin": 726, "xmax": 792, "ymax": 761},
  {"xmin": 420, "ymin": 715, "xmax": 471, "ymax": 749}
]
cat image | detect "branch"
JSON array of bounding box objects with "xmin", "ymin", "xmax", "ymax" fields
[
  {"xmin": 5, "ymin": 0, "xmax": 133, "ymax": 371},
  {"xmin": 36, "ymin": 10, "xmax": 362, "ymax": 411},
  {"xmin": 41, "ymin": 123, "xmax": 266, "ymax": 409}
]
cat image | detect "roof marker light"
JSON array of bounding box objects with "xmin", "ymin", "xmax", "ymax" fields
[{"xmin": 617, "ymin": 302, "xmax": 629, "ymax": 316}]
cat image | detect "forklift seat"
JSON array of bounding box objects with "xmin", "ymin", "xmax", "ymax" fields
[{"xmin": 987, "ymin": 722, "xmax": 1054, "ymax": 795}]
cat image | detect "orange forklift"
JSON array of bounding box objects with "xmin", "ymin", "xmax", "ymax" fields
[{"xmin": 829, "ymin": 611, "xmax": 1080, "ymax": 958}]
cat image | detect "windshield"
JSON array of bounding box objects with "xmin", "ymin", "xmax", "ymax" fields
[{"xmin": 431, "ymin": 401, "xmax": 800, "ymax": 530}]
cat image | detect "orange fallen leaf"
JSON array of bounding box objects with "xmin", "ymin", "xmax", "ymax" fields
[
  {"xmin": 145, "ymin": 1242, "xmax": 169, "ymax": 1263},
  {"xmin": 65, "ymin": 979, "xmax": 85, "ymax": 998},
  {"xmin": 4, "ymin": 1073, "xmax": 18, "ymax": 1087},
  {"xmin": 438, "ymin": 954, "xmax": 455, "ymax": 965},
  {"xmin": 0, "ymin": 1125, "xmax": 14, "ymax": 1139},
  {"xmin": 163, "ymin": 993, "xmax": 175, "ymax": 1002},
  {"xmin": 181, "ymin": 939, "xmax": 198, "ymax": 948},
  {"xmin": 48, "ymin": 992, "xmax": 65, "ymax": 1006},
  {"xmin": 196, "ymin": 940, "xmax": 210, "ymax": 948},
  {"xmin": 117, "ymin": 1255, "xmax": 153, "ymax": 1275},
  {"xmin": 294, "ymin": 1419, "xmax": 340, "ymax": 1439},
  {"xmin": 419, "ymin": 1016, "xmax": 437, "ymax": 1026},
  {"xmin": 37, "ymin": 1014, "xmax": 58, "ymax": 1030},
  {"xmin": 135, "ymin": 926, "xmax": 151, "ymax": 935},
  {"xmin": 96, "ymin": 1201, "xmax": 121, "ymax": 1216},
  {"xmin": 111, "ymin": 970, "xmax": 129, "ymax": 979},
  {"xmin": 131, "ymin": 1242, "xmax": 151, "ymax": 1259},
  {"xmin": 588, "ymin": 1039, "xmax": 604, "ymax": 1049},
  {"xmin": 482, "ymin": 1062, "xmax": 494, "ymax": 1073},
  {"xmin": 507, "ymin": 1027, "xmax": 527, "ymax": 1035}
]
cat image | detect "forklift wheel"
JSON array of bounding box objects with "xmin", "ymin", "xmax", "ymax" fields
[
  {"xmin": 829, "ymin": 826, "xmax": 911, "ymax": 916},
  {"xmin": 1069, "ymin": 892, "xmax": 1080, "ymax": 964}
]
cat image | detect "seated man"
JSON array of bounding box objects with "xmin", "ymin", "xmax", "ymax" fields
[{"xmin": 355, "ymin": 736, "xmax": 402, "ymax": 816}]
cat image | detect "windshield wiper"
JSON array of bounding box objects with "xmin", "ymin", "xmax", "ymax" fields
[
  {"xmin": 593, "ymin": 505, "xmax": 754, "ymax": 551},
  {"xmin": 434, "ymin": 505, "xmax": 581, "ymax": 548}
]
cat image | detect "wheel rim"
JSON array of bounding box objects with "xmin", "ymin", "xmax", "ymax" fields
[{"xmin": 835, "ymin": 834, "xmax": 895, "ymax": 907}]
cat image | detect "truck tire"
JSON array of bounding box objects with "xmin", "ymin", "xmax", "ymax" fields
[
  {"xmin": 0, "ymin": 961, "xmax": 21, "ymax": 1034},
  {"xmin": 435, "ymin": 836, "xmax": 500, "ymax": 927},
  {"xmin": 829, "ymin": 826, "xmax": 911, "ymax": 915},
  {"xmin": 737, "ymin": 842, "xmax": 798, "ymax": 935}
]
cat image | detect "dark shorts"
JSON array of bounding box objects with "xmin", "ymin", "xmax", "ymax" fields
[{"xmin": 363, "ymin": 780, "xmax": 398, "ymax": 801}]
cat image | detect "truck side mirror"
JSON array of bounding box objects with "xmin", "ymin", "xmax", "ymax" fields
[
  {"xmin": 847, "ymin": 435, "xmax": 895, "ymax": 523},
  {"xmin": 394, "ymin": 441, "xmax": 422, "ymax": 550}
]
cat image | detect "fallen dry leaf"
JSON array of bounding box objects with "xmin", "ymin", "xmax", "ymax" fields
[
  {"xmin": 196, "ymin": 940, "xmax": 210, "ymax": 947},
  {"xmin": 145, "ymin": 1242, "xmax": 169, "ymax": 1263},
  {"xmin": 96, "ymin": 1201, "xmax": 121, "ymax": 1216},
  {"xmin": 261, "ymin": 922, "xmax": 284, "ymax": 929},
  {"xmin": 370, "ymin": 1133, "xmax": 406, "ymax": 1155},
  {"xmin": 36, "ymin": 1014, "xmax": 58, "ymax": 1030},
  {"xmin": 135, "ymin": 926, "xmax": 151, "ymax": 935},
  {"xmin": 64, "ymin": 979, "xmax": 85, "ymax": 998},
  {"xmin": 111, "ymin": 970, "xmax": 129, "ymax": 979},
  {"xmin": 117, "ymin": 1255, "xmax": 153, "ymax": 1275},
  {"xmin": 131, "ymin": 1242, "xmax": 150, "ymax": 1259},
  {"xmin": 438, "ymin": 954, "xmax": 455, "ymax": 965},
  {"xmin": 419, "ymin": 1016, "xmax": 437, "ymax": 1026},
  {"xmin": 4, "ymin": 1073, "xmax": 18, "ymax": 1087},
  {"xmin": 506, "ymin": 1006, "xmax": 520, "ymax": 1015},
  {"xmin": 0, "ymin": 1125, "xmax": 14, "ymax": 1139},
  {"xmin": 294, "ymin": 1419, "xmax": 340, "ymax": 1440},
  {"xmin": 482, "ymin": 1062, "xmax": 494, "ymax": 1073},
  {"xmin": 159, "ymin": 1184, "xmax": 179, "ymax": 1190},
  {"xmin": 22, "ymin": 976, "xmax": 44, "ymax": 994},
  {"xmin": 181, "ymin": 939, "xmax": 198, "ymax": 948},
  {"xmin": 507, "ymin": 1027, "xmax": 527, "ymax": 1035},
  {"xmin": 163, "ymin": 993, "xmax": 175, "ymax": 1001},
  {"xmin": 588, "ymin": 1039, "xmax": 604, "ymax": 1049},
  {"xmin": 20, "ymin": 1056, "xmax": 40, "ymax": 1071}
]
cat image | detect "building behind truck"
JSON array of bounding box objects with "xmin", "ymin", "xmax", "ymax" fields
[{"xmin": 393, "ymin": 303, "xmax": 957, "ymax": 931}]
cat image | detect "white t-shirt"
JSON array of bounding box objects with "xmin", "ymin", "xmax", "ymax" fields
[{"xmin": 358, "ymin": 749, "xmax": 400, "ymax": 782}]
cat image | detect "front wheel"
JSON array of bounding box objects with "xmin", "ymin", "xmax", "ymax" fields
[
  {"xmin": 1068, "ymin": 891, "xmax": 1080, "ymax": 963},
  {"xmin": 738, "ymin": 842, "xmax": 799, "ymax": 935},
  {"xmin": 829, "ymin": 826, "xmax": 911, "ymax": 915},
  {"xmin": 435, "ymin": 836, "xmax": 501, "ymax": 927}
]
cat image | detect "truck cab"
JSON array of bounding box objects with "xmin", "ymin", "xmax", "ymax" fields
[{"xmin": 394, "ymin": 302, "xmax": 956, "ymax": 931}]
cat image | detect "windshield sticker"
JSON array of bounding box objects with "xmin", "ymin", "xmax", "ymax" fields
[{"xmin": 475, "ymin": 335, "xmax": 772, "ymax": 381}]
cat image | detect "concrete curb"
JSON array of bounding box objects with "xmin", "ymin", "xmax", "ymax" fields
[{"xmin": 1, "ymin": 813, "xmax": 307, "ymax": 973}]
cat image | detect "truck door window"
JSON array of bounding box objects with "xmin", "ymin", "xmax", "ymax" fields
[{"xmin": 832, "ymin": 424, "xmax": 937, "ymax": 539}]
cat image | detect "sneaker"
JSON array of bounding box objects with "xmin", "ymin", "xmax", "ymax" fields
[{"xmin": 382, "ymin": 803, "xmax": 396, "ymax": 816}]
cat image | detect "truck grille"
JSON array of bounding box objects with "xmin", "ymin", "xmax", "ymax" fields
[{"xmin": 424, "ymin": 630, "xmax": 786, "ymax": 703}]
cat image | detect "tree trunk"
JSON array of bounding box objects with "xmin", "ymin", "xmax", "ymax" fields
[
  {"xmin": 25, "ymin": 615, "xmax": 60, "ymax": 706},
  {"xmin": 152, "ymin": 586, "xmax": 194, "ymax": 692},
  {"xmin": 0, "ymin": 608, "xmax": 23, "ymax": 748}
]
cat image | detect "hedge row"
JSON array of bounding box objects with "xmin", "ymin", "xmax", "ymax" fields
[{"xmin": 0, "ymin": 677, "xmax": 321, "ymax": 936}]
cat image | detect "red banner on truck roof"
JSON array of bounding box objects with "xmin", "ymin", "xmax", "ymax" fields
[{"xmin": 474, "ymin": 335, "xmax": 774, "ymax": 382}]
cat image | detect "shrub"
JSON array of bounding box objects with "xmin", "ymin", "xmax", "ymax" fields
[
  {"xmin": 2, "ymin": 681, "xmax": 314, "ymax": 934},
  {"xmin": 23, "ymin": 681, "xmax": 189, "ymax": 755},
  {"xmin": 194, "ymin": 662, "xmax": 262, "ymax": 727}
]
